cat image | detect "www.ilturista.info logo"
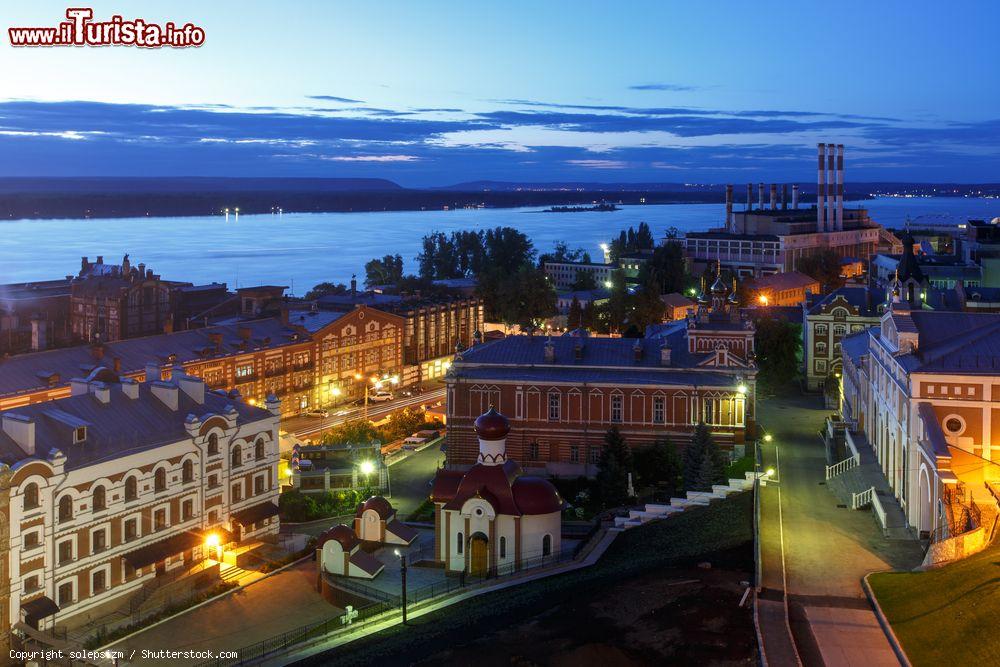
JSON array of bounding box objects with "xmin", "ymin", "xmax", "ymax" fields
[{"xmin": 8, "ymin": 8, "xmax": 205, "ymax": 48}]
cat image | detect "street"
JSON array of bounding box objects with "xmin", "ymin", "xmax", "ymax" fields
[
  {"xmin": 283, "ymin": 387, "xmax": 446, "ymax": 441},
  {"xmin": 757, "ymin": 394, "xmax": 923, "ymax": 667}
]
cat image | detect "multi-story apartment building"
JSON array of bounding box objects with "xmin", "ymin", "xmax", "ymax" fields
[
  {"xmin": 840, "ymin": 305, "xmax": 1000, "ymax": 550},
  {"xmin": 0, "ymin": 305, "xmax": 403, "ymax": 418},
  {"xmin": 542, "ymin": 261, "xmax": 615, "ymax": 291},
  {"xmin": 444, "ymin": 278, "xmax": 756, "ymax": 476},
  {"xmin": 803, "ymin": 286, "xmax": 883, "ymax": 391},
  {"xmin": 1, "ymin": 369, "xmax": 280, "ymax": 633}
]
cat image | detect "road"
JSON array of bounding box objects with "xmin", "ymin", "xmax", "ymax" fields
[
  {"xmin": 757, "ymin": 394, "xmax": 923, "ymax": 667},
  {"xmin": 283, "ymin": 386, "xmax": 446, "ymax": 441}
]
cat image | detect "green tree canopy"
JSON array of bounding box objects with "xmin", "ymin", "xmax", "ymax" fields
[
  {"xmin": 364, "ymin": 254, "xmax": 404, "ymax": 287},
  {"xmin": 597, "ymin": 426, "xmax": 634, "ymax": 507},
  {"xmin": 797, "ymin": 249, "xmax": 845, "ymax": 292},
  {"xmin": 755, "ymin": 317, "xmax": 803, "ymax": 392}
]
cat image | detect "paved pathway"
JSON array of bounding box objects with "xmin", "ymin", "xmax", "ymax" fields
[
  {"xmin": 110, "ymin": 560, "xmax": 338, "ymax": 666},
  {"xmin": 758, "ymin": 395, "xmax": 923, "ymax": 667}
]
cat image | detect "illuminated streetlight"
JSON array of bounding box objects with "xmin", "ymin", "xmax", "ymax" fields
[
  {"xmin": 737, "ymin": 384, "xmax": 748, "ymax": 395},
  {"xmin": 765, "ymin": 468, "xmax": 775, "ymax": 476},
  {"xmin": 331, "ymin": 387, "xmax": 342, "ymax": 397},
  {"xmin": 359, "ymin": 460, "xmax": 375, "ymax": 476},
  {"xmin": 763, "ymin": 434, "xmax": 773, "ymax": 443},
  {"xmin": 604, "ymin": 280, "xmax": 613, "ymax": 289},
  {"xmin": 758, "ymin": 295, "xmax": 769, "ymax": 305}
]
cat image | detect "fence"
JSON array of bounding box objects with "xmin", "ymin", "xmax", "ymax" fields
[
  {"xmin": 825, "ymin": 454, "xmax": 859, "ymax": 480},
  {"xmin": 851, "ymin": 486, "xmax": 874, "ymax": 511},
  {"xmin": 195, "ymin": 535, "xmax": 593, "ymax": 667}
]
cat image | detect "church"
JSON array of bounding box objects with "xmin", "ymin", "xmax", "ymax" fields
[{"xmin": 431, "ymin": 408, "xmax": 564, "ymax": 576}]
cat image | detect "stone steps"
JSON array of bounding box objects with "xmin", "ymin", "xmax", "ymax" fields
[{"xmin": 614, "ymin": 481, "xmax": 752, "ymax": 530}]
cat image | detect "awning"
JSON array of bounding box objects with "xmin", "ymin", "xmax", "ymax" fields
[
  {"xmin": 231, "ymin": 501, "xmax": 280, "ymax": 527},
  {"xmin": 122, "ymin": 530, "xmax": 202, "ymax": 569},
  {"xmin": 21, "ymin": 596, "xmax": 59, "ymax": 624}
]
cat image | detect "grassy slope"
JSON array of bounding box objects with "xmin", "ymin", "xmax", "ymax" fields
[
  {"xmin": 298, "ymin": 491, "xmax": 753, "ymax": 666},
  {"xmin": 868, "ymin": 543, "xmax": 1000, "ymax": 666}
]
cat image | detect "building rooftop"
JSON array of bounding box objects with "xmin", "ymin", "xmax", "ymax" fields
[
  {"xmin": 0, "ymin": 376, "xmax": 273, "ymax": 470},
  {"xmin": 0, "ymin": 318, "xmax": 301, "ymax": 399},
  {"xmin": 900, "ymin": 311, "xmax": 1000, "ymax": 373},
  {"xmin": 660, "ymin": 292, "xmax": 695, "ymax": 309},
  {"xmin": 806, "ymin": 286, "xmax": 883, "ymax": 317},
  {"xmin": 753, "ymin": 271, "xmax": 820, "ymax": 292}
]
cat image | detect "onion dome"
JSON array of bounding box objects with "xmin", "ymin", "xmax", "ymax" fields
[
  {"xmin": 355, "ymin": 495, "xmax": 393, "ymax": 519},
  {"xmin": 710, "ymin": 273, "xmax": 728, "ymax": 296},
  {"xmin": 474, "ymin": 406, "xmax": 510, "ymax": 441}
]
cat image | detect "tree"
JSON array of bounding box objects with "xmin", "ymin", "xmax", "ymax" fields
[
  {"xmin": 597, "ymin": 426, "xmax": 633, "ymax": 507},
  {"xmin": 601, "ymin": 268, "xmax": 630, "ymax": 334},
  {"xmin": 797, "ymin": 249, "xmax": 845, "ymax": 292},
  {"xmin": 279, "ymin": 489, "xmax": 319, "ymax": 522},
  {"xmin": 571, "ymin": 270, "xmax": 598, "ymax": 291},
  {"xmin": 364, "ymin": 254, "xmax": 404, "ymax": 287},
  {"xmin": 481, "ymin": 264, "xmax": 556, "ymax": 328},
  {"xmin": 304, "ymin": 282, "xmax": 347, "ymax": 300},
  {"xmin": 755, "ymin": 317, "xmax": 802, "ymax": 392},
  {"xmin": 633, "ymin": 438, "xmax": 681, "ymax": 492},
  {"xmin": 567, "ymin": 295, "xmax": 584, "ymax": 329},
  {"xmin": 684, "ymin": 422, "xmax": 716, "ymax": 491},
  {"xmin": 637, "ymin": 241, "xmax": 687, "ymax": 295},
  {"xmin": 631, "ymin": 277, "xmax": 666, "ymax": 331},
  {"xmin": 538, "ymin": 241, "xmax": 586, "ymax": 266}
]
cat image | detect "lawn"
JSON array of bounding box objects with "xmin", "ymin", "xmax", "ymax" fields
[
  {"xmin": 296, "ymin": 491, "xmax": 755, "ymax": 666},
  {"xmin": 868, "ymin": 543, "xmax": 1000, "ymax": 666}
]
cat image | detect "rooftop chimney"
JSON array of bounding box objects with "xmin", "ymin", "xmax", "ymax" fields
[
  {"xmin": 769, "ymin": 184, "xmax": 777, "ymax": 210},
  {"xmin": 350, "ymin": 274, "xmax": 357, "ymax": 297},
  {"xmin": 817, "ymin": 143, "xmax": 827, "ymax": 232},
  {"xmin": 151, "ymin": 381, "xmax": 179, "ymax": 411},
  {"xmin": 746, "ymin": 183, "xmax": 753, "ymax": 212},
  {"xmin": 265, "ymin": 393, "xmax": 282, "ymax": 416},
  {"xmin": 660, "ymin": 341, "xmax": 672, "ymax": 366},
  {"xmin": 724, "ymin": 184, "xmax": 733, "ymax": 232},
  {"xmin": 175, "ymin": 372, "xmax": 206, "ymax": 404},
  {"xmin": 121, "ymin": 377, "xmax": 139, "ymax": 399},
  {"xmin": 781, "ymin": 184, "xmax": 788, "ymax": 210},
  {"xmin": 632, "ymin": 339, "xmax": 643, "ymax": 362},
  {"xmin": 2, "ymin": 413, "xmax": 36, "ymax": 456},
  {"xmin": 70, "ymin": 377, "xmax": 90, "ymax": 396},
  {"xmin": 836, "ymin": 144, "xmax": 845, "ymax": 231},
  {"xmin": 89, "ymin": 342, "xmax": 105, "ymax": 361},
  {"xmin": 238, "ymin": 326, "xmax": 252, "ymax": 341},
  {"xmin": 31, "ymin": 317, "xmax": 46, "ymax": 352},
  {"xmin": 757, "ymin": 182, "xmax": 764, "ymax": 209},
  {"xmin": 92, "ymin": 382, "xmax": 111, "ymax": 404},
  {"xmin": 543, "ymin": 338, "xmax": 555, "ymax": 362},
  {"xmin": 573, "ymin": 340, "xmax": 583, "ymax": 361},
  {"xmin": 792, "ymin": 184, "xmax": 799, "ymax": 210},
  {"xmin": 145, "ymin": 362, "xmax": 161, "ymax": 382},
  {"xmin": 827, "ymin": 143, "xmax": 836, "ymax": 232}
]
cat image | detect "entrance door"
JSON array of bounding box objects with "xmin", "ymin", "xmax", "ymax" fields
[
  {"xmin": 469, "ymin": 534, "xmax": 488, "ymax": 577},
  {"xmin": 155, "ymin": 560, "xmax": 166, "ymax": 577}
]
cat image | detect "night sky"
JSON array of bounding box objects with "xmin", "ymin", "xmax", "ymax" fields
[{"xmin": 1, "ymin": 1, "xmax": 998, "ymax": 185}]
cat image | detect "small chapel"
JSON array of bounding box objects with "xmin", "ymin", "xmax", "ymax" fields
[{"xmin": 431, "ymin": 407, "xmax": 564, "ymax": 577}]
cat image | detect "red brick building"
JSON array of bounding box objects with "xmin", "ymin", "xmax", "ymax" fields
[{"xmin": 445, "ymin": 279, "xmax": 757, "ymax": 476}]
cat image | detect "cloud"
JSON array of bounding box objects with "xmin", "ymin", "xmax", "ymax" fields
[
  {"xmin": 629, "ymin": 83, "xmax": 699, "ymax": 92},
  {"xmin": 306, "ymin": 95, "xmax": 365, "ymax": 103},
  {"xmin": 566, "ymin": 159, "xmax": 629, "ymax": 169},
  {"xmin": 321, "ymin": 154, "xmax": 422, "ymax": 162}
]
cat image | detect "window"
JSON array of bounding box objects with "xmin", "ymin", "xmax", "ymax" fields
[
  {"xmin": 254, "ymin": 439, "xmax": 265, "ymax": 461},
  {"xmin": 500, "ymin": 536, "xmax": 507, "ymax": 559},
  {"xmin": 154, "ymin": 468, "xmax": 166, "ymax": 493},
  {"xmin": 208, "ymin": 473, "xmax": 219, "ymax": 489},
  {"xmin": 254, "ymin": 476, "xmax": 265, "ymax": 495},
  {"xmin": 542, "ymin": 534, "xmax": 552, "ymax": 557},
  {"xmin": 589, "ymin": 448, "xmax": 600, "ymax": 464},
  {"xmin": 154, "ymin": 509, "xmax": 167, "ymax": 531},
  {"xmin": 58, "ymin": 495, "xmax": 73, "ymax": 523},
  {"xmin": 92, "ymin": 528, "xmax": 107, "ymax": 553},
  {"xmin": 124, "ymin": 518, "xmax": 138, "ymax": 542},
  {"xmin": 182, "ymin": 459, "xmax": 194, "ymax": 483},
  {"xmin": 232, "ymin": 483, "xmax": 242, "ymax": 503},
  {"xmin": 528, "ymin": 442, "xmax": 539, "ymax": 460},
  {"xmin": 231, "ymin": 444, "xmax": 242, "ymax": 468},
  {"xmin": 236, "ymin": 364, "xmax": 254, "ymax": 379},
  {"xmin": 58, "ymin": 539, "xmax": 73, "ymax": 564},
  {"xmin": 92, "ymin": 485, "xmax": 106, "ymax": 512},
  {"xmin": 548, "ymin": 392, "xmax": 561, "ymax": 421},
  {"xmin": 570, "ymin": 445, "xmax": 580, "ymax": 463},
  {"xmin": 207, "ymin": 433, "xmax": 219, "ymax": 456},
  {"xmin": 57, "ymin": 582, "xmax": 74, "ymax": 607},
  {"xmin": 611, "ymin": 394, "xmax": 623, "ymax": 423},
  {"xmin": 457, "ymin": 532, "xmax": 463, "ymax": 554},
  {"xmin": 23, "ymin": 483, "xmax": 39, "ymax": 511},
  {"xmin": 703, "ymin": 399, "xmax": 716, "ymax": 424},
  {"xmin": 92, "ymin": 569, "xmax": 107, "ymax": 593},
  {"xmin": 25, "ymin": 575, "xmax": 40, "ymax": 593},
  {"xmin": 124, "ymin": 476, "xmax": 138, "ymax": 501},
  {"xmin": 182, "ymin": 498, "xmax": 194, "ymax": 521},
  {"xmin": 653, "ymin": 396, "xmax": 665, "ymax": 424},
  {"xmin": 944, "ymin": 416, "xmax": 965, "ymax": 435},
  {"xmin": 74, "ymin": 426, "xmax": 87, "ymax": 443},
  {"xmin": 24, "ymin": 531, "xmax": 40, "ymax": 550}
]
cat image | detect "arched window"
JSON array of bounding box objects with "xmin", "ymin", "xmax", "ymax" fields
[
  {"xmin": 154, "ymin": 468, "xmax": 166, "ymax": 493},
  {"xmin": 125, "ymin": 476, "xmax": 138, "ymax": 501},
  {"xmin": 58, "ymin": 495, "xmax": 73, "ymax": 523},
  {"xmin": 457, "ymin": 532, "xmax": 464, "ymax": 554},
  {"xmin": 231, "ymin": 444, "xmax": 242, "ymax": 468},
  {"xmin": 23, "ymin": 483, "xmax": 39, "ymax": 510},
  {"xmin": 254, "ymin": 439, "xmax": 265, "ymax": 461},
  {"xmin": 542, "ymin": 534, "xmax": 551, "ymax": 557},
  {"xmin": 182, "ymin": 459, "xmax": 194, "ymax": 483},
  {"xmin": 499, "ymin": 536, "xmax": 507, "ymax": 559},
  {"xmin": 528, "ymin": 442, "xmax": 539, "ymax": 460},
  {"xmin": 207, "ymin": 433, "xmax": 219, "ymax": 456},
  {"xmin": 92, "ymin": 485, "xmax": 106, "ymax": 512}
]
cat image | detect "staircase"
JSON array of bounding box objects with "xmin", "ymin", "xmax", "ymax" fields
[
  {"xmin": 220, "ymin": 564, "xmax": 249, "ymax": 583},
  {"xmin": 826, "ymin": 431, "xmax": 913, "ymax": 540},
  {"xmin": 613, "ymin": 473, "xmax": 757, "ymax": 530}
]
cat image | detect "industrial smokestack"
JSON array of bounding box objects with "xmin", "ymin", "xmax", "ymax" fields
[
  {"xmin": 725, "ymin": 184, "xmax": 733, "ymax": 231},
  {"xmin": 836, "ymin": 144, "xmax": 845, "ymax": 231},
  {"xmin": 827, "ymin": 144, "xmax": 836, "ymax": 232},
  {"xmin": 781, "ymin": 184, "xmax": 788, "ymax": 210},
  {"xmin": 758, "ymin": 182, "xmax": 764, "ymax": 210},
  {"xmin": 817, "ymin": 143, "xmax": 826, "ymax": 232},
  {"xmin": 769, "ymin": 184, "xmax": 777, "ymax": 210},
  {"xmin": 746, "ymin": 183, "xmax": 753, "ymax": 211},
  {"xmin": 792, "ymin": 184, "xmax": 799, "ymax": 210}
]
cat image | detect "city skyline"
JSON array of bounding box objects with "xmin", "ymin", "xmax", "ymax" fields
[{"xmin": 2, "ymin": 1, "xmax": 1000, "ymax": 184}]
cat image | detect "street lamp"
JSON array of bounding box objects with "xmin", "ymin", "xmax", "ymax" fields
[
  {"xmin": 205, "ymin": 532, "xmax": 221, "ymax": 562},
  {"xmin": 737, "ymin": 383, "xmax": 748, "ymax": 395},
  {"xmin": 763, "ymin": 433, "xmax": 773, "ymax": 443},
  {"xmin": 394, "ymin": 548, "xmax": 408, "ymax": 625}
]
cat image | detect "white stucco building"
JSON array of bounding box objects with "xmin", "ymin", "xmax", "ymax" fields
[{"xmin": 431, "ymin": 408, "xmax": 563, "ymax": 577}]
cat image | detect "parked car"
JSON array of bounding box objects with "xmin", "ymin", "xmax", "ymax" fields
[
  {"xmin": 369, "ymin": 391, "xmax": 394, "ymax": 402},
  {"xmin": 304, "ymin": 409, "xmax": 329, "ymax": 418}
]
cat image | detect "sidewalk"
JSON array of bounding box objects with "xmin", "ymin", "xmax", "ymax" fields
[{"xmin": 758, "ymin": 395, "xmax": 923, "ymax": 666}]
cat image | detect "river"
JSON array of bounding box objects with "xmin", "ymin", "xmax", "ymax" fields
[{"xmin": 1, "ymin": 197, "xmax": 997, "ymax": 291}]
